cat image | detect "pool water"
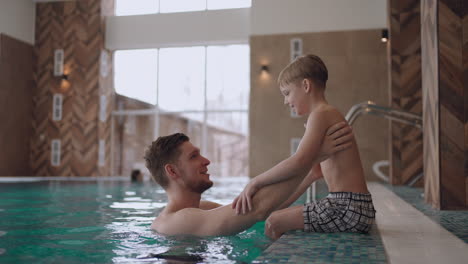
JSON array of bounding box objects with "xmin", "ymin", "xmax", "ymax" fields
[{"xmin": 0, "ymin": 177, "xmax": 270, "ymax": 263}]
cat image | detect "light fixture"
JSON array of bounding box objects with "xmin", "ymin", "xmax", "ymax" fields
[
  {"xmin": 381, "ymin": 29, "xmax": 388, "ymax": 43},
  {"xmin": 59, "ymin": 74, "xmax": 70, "ymax": 91},
  {"xmin": 260, "ymin": 65, "xmax": 269, "ymax": 73}
]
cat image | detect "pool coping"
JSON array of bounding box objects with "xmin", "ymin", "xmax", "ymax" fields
[{"xmin": 254, "ymin": 182, "xmax": 468, "ymax": 264}]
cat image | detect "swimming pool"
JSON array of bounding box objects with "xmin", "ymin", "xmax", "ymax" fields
[{"xmin": 0, "ymin": 177, "xmax": 270, "ymax": 263}]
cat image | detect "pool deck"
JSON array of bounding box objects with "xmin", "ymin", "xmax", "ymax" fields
[{"xmin": 254, "ymin": 182, "xmax": 468, "ymax": 264}]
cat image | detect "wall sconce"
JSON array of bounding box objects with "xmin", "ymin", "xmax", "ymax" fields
[
  {"xmin": 60, "ymin": 74, "xmax": 70, "ymax": 91},
  {"xmin": 259, "ymin": 60, "xmax": 271, "ymax": 81},
  {"xmin": 381, "ymin": 29, "xmax": 388, "ymax": 43}
]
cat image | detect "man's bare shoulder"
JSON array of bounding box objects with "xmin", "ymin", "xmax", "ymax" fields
[
  {"xmin": 200, "ymin": 200, "xmax": 222, "ymax": 210},
  {"xmin": 151, "ymin": 207, "xmax": 205, "ymax": 235},
  {"xmin": 151, "ymin": 204, "xmax": 234, "ymax": 236}
]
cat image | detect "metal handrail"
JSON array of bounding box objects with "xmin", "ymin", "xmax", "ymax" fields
[
  {"xmin": 307, "ymin": 101, "xmax": 423, "ymax": 203},
  {"xmin": 345, "ymin": 101, "xmax": 422, "ymax": 129}
]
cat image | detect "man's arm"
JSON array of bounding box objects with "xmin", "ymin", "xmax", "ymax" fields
[{"xmin": 155, "ymin": 170, "xmax": 308, "ymax": 237}]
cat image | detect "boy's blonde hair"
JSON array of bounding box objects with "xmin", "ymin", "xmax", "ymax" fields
[{"xmin": 278, "ymin": 54, "xmax": 328, "ymax": 89}]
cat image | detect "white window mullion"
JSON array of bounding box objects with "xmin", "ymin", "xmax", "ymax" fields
[
  {"xmin": 154, "ymin": 48, "xmax": 160, "ymax": 139},
  {"xmin": 202, "ymin": 46, "xmax": 208, "ymax": 154}
]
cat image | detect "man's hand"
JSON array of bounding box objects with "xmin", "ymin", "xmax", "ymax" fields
[
  {"xmin": 317, "ymin": 121, "xmax": 353, "ymax": 162},
  {"xmin": 232, "ymin": 179, "xmax": 260, "ymax": 215}
]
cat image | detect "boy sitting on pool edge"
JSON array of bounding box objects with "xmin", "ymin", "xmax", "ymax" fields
[{"xmin": 233, "ymin": 54, "xmax": 376, "ymax": 239}]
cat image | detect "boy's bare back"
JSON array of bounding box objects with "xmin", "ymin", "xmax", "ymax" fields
[{"xmin": 310, "ymin": 104, "xmax": 369, "ymax": 193}]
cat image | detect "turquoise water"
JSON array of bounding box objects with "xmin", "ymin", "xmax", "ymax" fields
[{"xmin": 0, "ymin": 178, "xmax": 270, "ymax": 263}]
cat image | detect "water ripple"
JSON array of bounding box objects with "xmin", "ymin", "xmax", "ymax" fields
[{"xmin": 110, "ymin": 202, "xmax": 165, "ymax": 210}]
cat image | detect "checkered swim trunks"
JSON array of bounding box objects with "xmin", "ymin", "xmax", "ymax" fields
[{"xmin": 303, "ymin": 192, "xmax": 376, "ymax": 233}]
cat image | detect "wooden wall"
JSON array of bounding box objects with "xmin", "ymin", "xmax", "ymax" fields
[
  {"xmin": 31, "ymin": 0, "xmax": 114, "ymax": 176},
  {"xmin": 438, "ymin": 0, "xmax": 467, "ymax": 209},
  {"xmin": 422, "ymin": 0, "xmax": 467, "ymax": 209},
  {"xmin": 0, "ymin": 34, "xmax": 34, "ymax": 176},
  {"xmin": 388, "ymin": 0, "xmax": 423, "ymax": 186}
]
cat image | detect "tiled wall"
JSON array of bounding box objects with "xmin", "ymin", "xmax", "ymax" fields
[
  {"xmin": 0, "ymin": 34, "xmax": 34, "ymax": 176},
  {"xmin": 249, "ymin": 29, "xmax": 389, "ymax": 180},
  {"xmin": 31, "ymin": 0, "xmax": 114, "ymax": 176},
  {"xmin": 421, "ymin": 0, "xmax": 467, "ymax": 209},
  {"xmin": 388, "ymin": 0, "xmax": 423, "ymax": 187}
]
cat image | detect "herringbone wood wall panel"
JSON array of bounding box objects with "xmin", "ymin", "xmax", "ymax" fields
[
  {"xmin": 422, "ymin": 0, "xmax": 467, "ymax": 209},
  {"xmin": 32, "ymin": 0, "xmax": 114, "ymax": 176},
  {"xmin": 388, "ymin": 0, "xmax": 423, "ymax": 187},
  {"xmin": 438, "ymin": 0, "xmax": 467, "ymax": 209}
]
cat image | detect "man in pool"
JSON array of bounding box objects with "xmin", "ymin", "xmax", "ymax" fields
[{"xmin": 144, "ymin": 123, "xmax": 353, "ymax": 236}]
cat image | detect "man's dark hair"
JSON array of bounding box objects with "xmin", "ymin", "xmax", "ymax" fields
[{"xmin": 144, "ymin": 133, "xmax": 189, "ymax": 188}]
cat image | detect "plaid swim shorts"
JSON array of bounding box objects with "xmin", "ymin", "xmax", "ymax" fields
[{"xmin": 303, "ymin": 192, "xmax": 376, "ymax": 233}]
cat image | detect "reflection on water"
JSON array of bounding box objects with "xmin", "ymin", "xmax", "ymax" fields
[{"xmin": 0, "ymin": 177, "xmax": 270, "ymax": 263}]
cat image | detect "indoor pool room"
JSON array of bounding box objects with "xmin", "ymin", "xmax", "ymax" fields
[{"xmin": 1, "ymin": 0, "xmax": 467, "ymax": 264}]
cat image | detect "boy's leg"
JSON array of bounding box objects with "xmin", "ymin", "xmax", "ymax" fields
[{"xmin": 264, "ymin": 205, "xmax": 304, "ymax": 240}]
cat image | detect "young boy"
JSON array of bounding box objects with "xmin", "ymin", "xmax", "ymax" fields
[{"xmin": 233, "ymin": 54, "xmax": 375, "ymax": 239}]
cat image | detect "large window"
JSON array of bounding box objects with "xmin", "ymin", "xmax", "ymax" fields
[
  {"xmin": 115, "ymin": 0, "xmax": 251, "ymax": 16},
  {"xmin": 113, "ymin": 45, "xmax": 250, "ymax": 177},
  {"xmin": 114, "ymin": 49, "xmax": 158, "ymax": 104},
  {"xmin": 115, "ymin": 0, "xmax": 159, "ymax": 16},
  {"xmin": 158, "ymin": 47, "xmax": 206, "ymax": 112}
]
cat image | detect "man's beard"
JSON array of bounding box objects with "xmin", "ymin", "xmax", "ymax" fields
[{"xmin": 187, "ymin": 178, "xmax": 213, "ymax": 194}]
